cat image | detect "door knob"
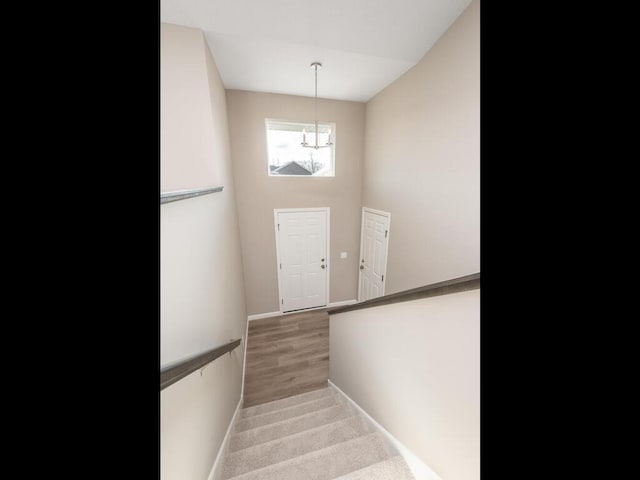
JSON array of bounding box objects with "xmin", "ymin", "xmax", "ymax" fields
[
  {"xmin": 360, "ymin": 265, "xmax": 364, "ymax": 270},
  {"xmin": 321, "ymin": 264, "xmax": 326, "ymax": 269}
]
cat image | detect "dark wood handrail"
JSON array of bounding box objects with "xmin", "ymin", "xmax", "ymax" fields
[
  {"xmin": 161, "ymin": 186, "xmax": 224, "ymax": 204},
  {"xmin": 328, "ymin": 272, "xmax": 480, "ymax": 315},
  {"xmin": 160, "ymin": 338, "xmax": 242, "ymax": 390}
]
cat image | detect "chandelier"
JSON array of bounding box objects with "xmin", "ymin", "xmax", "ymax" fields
[{"xmin": 301, "ymin": 62, "xmax": 333, "ymax": 150}]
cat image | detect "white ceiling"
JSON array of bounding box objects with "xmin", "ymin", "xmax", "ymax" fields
[{"xmin": 161, "ymin": 0, "xmax": 472, "ymax": 102}]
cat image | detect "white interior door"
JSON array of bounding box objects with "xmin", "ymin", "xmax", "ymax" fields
[
  {"xmin": 275, "ymin": 208, "xmax": 329, "ymax": 312},
  {"xmin": 358, "ymin": 208, "xmax": 390, "ymax": 301}
]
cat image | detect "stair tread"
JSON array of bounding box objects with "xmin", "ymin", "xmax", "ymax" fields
[
  {"xmin": 229, "ymin": 403, "xmax": 356, "ymax": 452},
  {"xmin": 332, "ymin": 455, "xmax": 415, "ymax": 480},
  {"xmin": 223, "ymin": 432, "xmax": 392, "ymax": 480},
  {"xmin": 222, "ymin": 416, "xmax": 371, "ymax": 478},
  {"xmin": 235, "ymin": 394, "xmax": 340, "ymax": 432},
  {"xmin": 240, "ymin": 386, "xmax": 332, "ymax": 418}
]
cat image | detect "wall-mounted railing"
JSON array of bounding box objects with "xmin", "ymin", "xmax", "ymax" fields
[
  {"xmin": 160, "ymin": 338, "xmax": 242, "ymax": 390},
  {"xmin": 328, "ymin": 272, "xmax": 480, "ymax": 315},
  {"xmin": 160, "ymin": 186, "xmax": 224, "ymax": 204}
]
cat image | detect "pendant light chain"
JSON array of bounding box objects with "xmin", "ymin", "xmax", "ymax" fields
[
  {"xmin": 302, "ymin": 62, "xmax": 332, "ymax": 150},
  {"xmin": 314, "ymin": 64, "xmax": 318, "ymax": 148}
]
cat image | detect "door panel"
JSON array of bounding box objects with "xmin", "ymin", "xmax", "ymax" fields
[
  {"xmin": 277, "ymin": 210, "xmax": 328, "ymax": 312},
  {"xmin": 359, "ymin": 209, "xmax": 390, "ymax": 302}
]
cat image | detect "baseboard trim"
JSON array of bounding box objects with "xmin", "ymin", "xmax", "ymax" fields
[
  {"xmin": 328, "ymin": 380, "xmax": 442, "ymax": 480},
  {"xmin": 247, "ymin": 300, "xmax": 357, "ymax": 321},
  {"xmin": 207, "ymin": 394, "xmax": 243, "ymax": 480}
]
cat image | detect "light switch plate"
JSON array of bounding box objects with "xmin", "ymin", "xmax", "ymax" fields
[{"xmin": 340, "ymin": 252, "xmax": 347, "ymax": 259}]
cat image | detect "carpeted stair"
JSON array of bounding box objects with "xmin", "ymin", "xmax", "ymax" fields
[{"xmin": 221, "ymin": 385, "xmax": 415, "ymax": 480}]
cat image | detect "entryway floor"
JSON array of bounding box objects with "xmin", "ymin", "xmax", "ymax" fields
[{"xmin": 243, "ymin": 309, "xmax": 329, "ymax": 407}]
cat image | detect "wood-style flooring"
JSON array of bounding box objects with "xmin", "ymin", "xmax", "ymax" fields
[{"xmin": 243, "ymin": 309, "xmax": 329, "ymax": 407}]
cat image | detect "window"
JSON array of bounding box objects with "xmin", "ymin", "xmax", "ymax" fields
[{"xmin": 266, "ymin": 119, "xmax": 335, "ymax": 176}]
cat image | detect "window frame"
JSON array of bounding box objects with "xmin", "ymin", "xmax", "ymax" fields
[{"xmin": 265, "ymin": 118, "xmax": 336, "ymax": 177}]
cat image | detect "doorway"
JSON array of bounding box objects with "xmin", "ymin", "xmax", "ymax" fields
[
  {"xmin": 274, "ymin": 208, "xmax": 329, "ymax": 312},
  {"xmin": 358, "ymin": 208, "xmax": 390, "ymax": 301}
]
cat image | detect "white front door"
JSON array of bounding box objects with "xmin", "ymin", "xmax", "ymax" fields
[
  {"xmin": 275, "ymin": 208, "xmax": 329, "ymax": 312},
  {"xmin": 358, "ymin": 208, "xmax": 390, "ymax": 301}
]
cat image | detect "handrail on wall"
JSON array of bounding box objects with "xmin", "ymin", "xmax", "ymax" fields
[
  {"xmin": 328, "ymin": 272, "xmax": 480, "ymax": 315},
  {"xmin": 160, "ymin": 186, "xmax": 224, "ymax": 204},
  {"xmin": 160, "ymin": 338, "xmax": 242, "ymax": 390}
]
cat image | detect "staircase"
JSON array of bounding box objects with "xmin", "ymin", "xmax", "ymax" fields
[{"xmin": 220, "ymin": 385, "xmax": 415, "ymax": 480}]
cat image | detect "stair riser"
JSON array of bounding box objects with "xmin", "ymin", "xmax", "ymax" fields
[
  {"xmin": 235, "ymin": 395, "xmax": 340, "ymax": 432},
  {"xmin": 223, "ymin": 416, "xmax": 371, "ymax": 478},
  {"xmin": 240, "ymin": 386, "xmax": 332, "ymax": 419},
  {"xmin": 230, "ymin": 403, "xmax": 356, "ymax": 452},
  {"xmin": 332, "ymin": 456, "xmax": 415, "ymax": 480},
  {"xmin": 225, "ymin": 433, "xmax": 391, "ymax": 480},
  {"xmin": 222, "ymin": 386, "xmax": 412, "ymax": 480}
]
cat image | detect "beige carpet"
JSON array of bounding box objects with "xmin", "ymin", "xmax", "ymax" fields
[{"xmin": 221, "ymin": 384, "xmax": 415, "ymax": 480}]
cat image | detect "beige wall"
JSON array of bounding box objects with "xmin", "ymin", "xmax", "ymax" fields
[
  {"xmin": 161, "ymin": 23, "xmax": 222, "ymax": 191},
  {"xmin": 330, "ymin": 290, "xmax": 480, "ymax": 480},
  {"xmin": 161, "ymin": 351, "xmax": 244, "ymax": 480},
  {"xmin": 161, "ymin": 23, "xmax": 247, "ymax": 480},
  {"xmin": 226, "ymin": 90, "xmax": 365, "ymax": 315},
  {"xmin": 363, "ymin": 0, "xmax": 480, "ymax": 293}
]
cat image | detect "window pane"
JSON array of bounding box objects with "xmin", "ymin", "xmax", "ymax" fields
[{"xmin": 266, "ymin": 120, "xmax": 335, "ymax": 176}]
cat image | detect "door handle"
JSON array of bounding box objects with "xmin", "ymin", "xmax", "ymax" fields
[
  {"xmin": 360, "ymin": 265, "xmax": 364, "ymax": 270},
  {"xmin": 321, "ymin": 264, "xmax": 326, "ymax": 269}
]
